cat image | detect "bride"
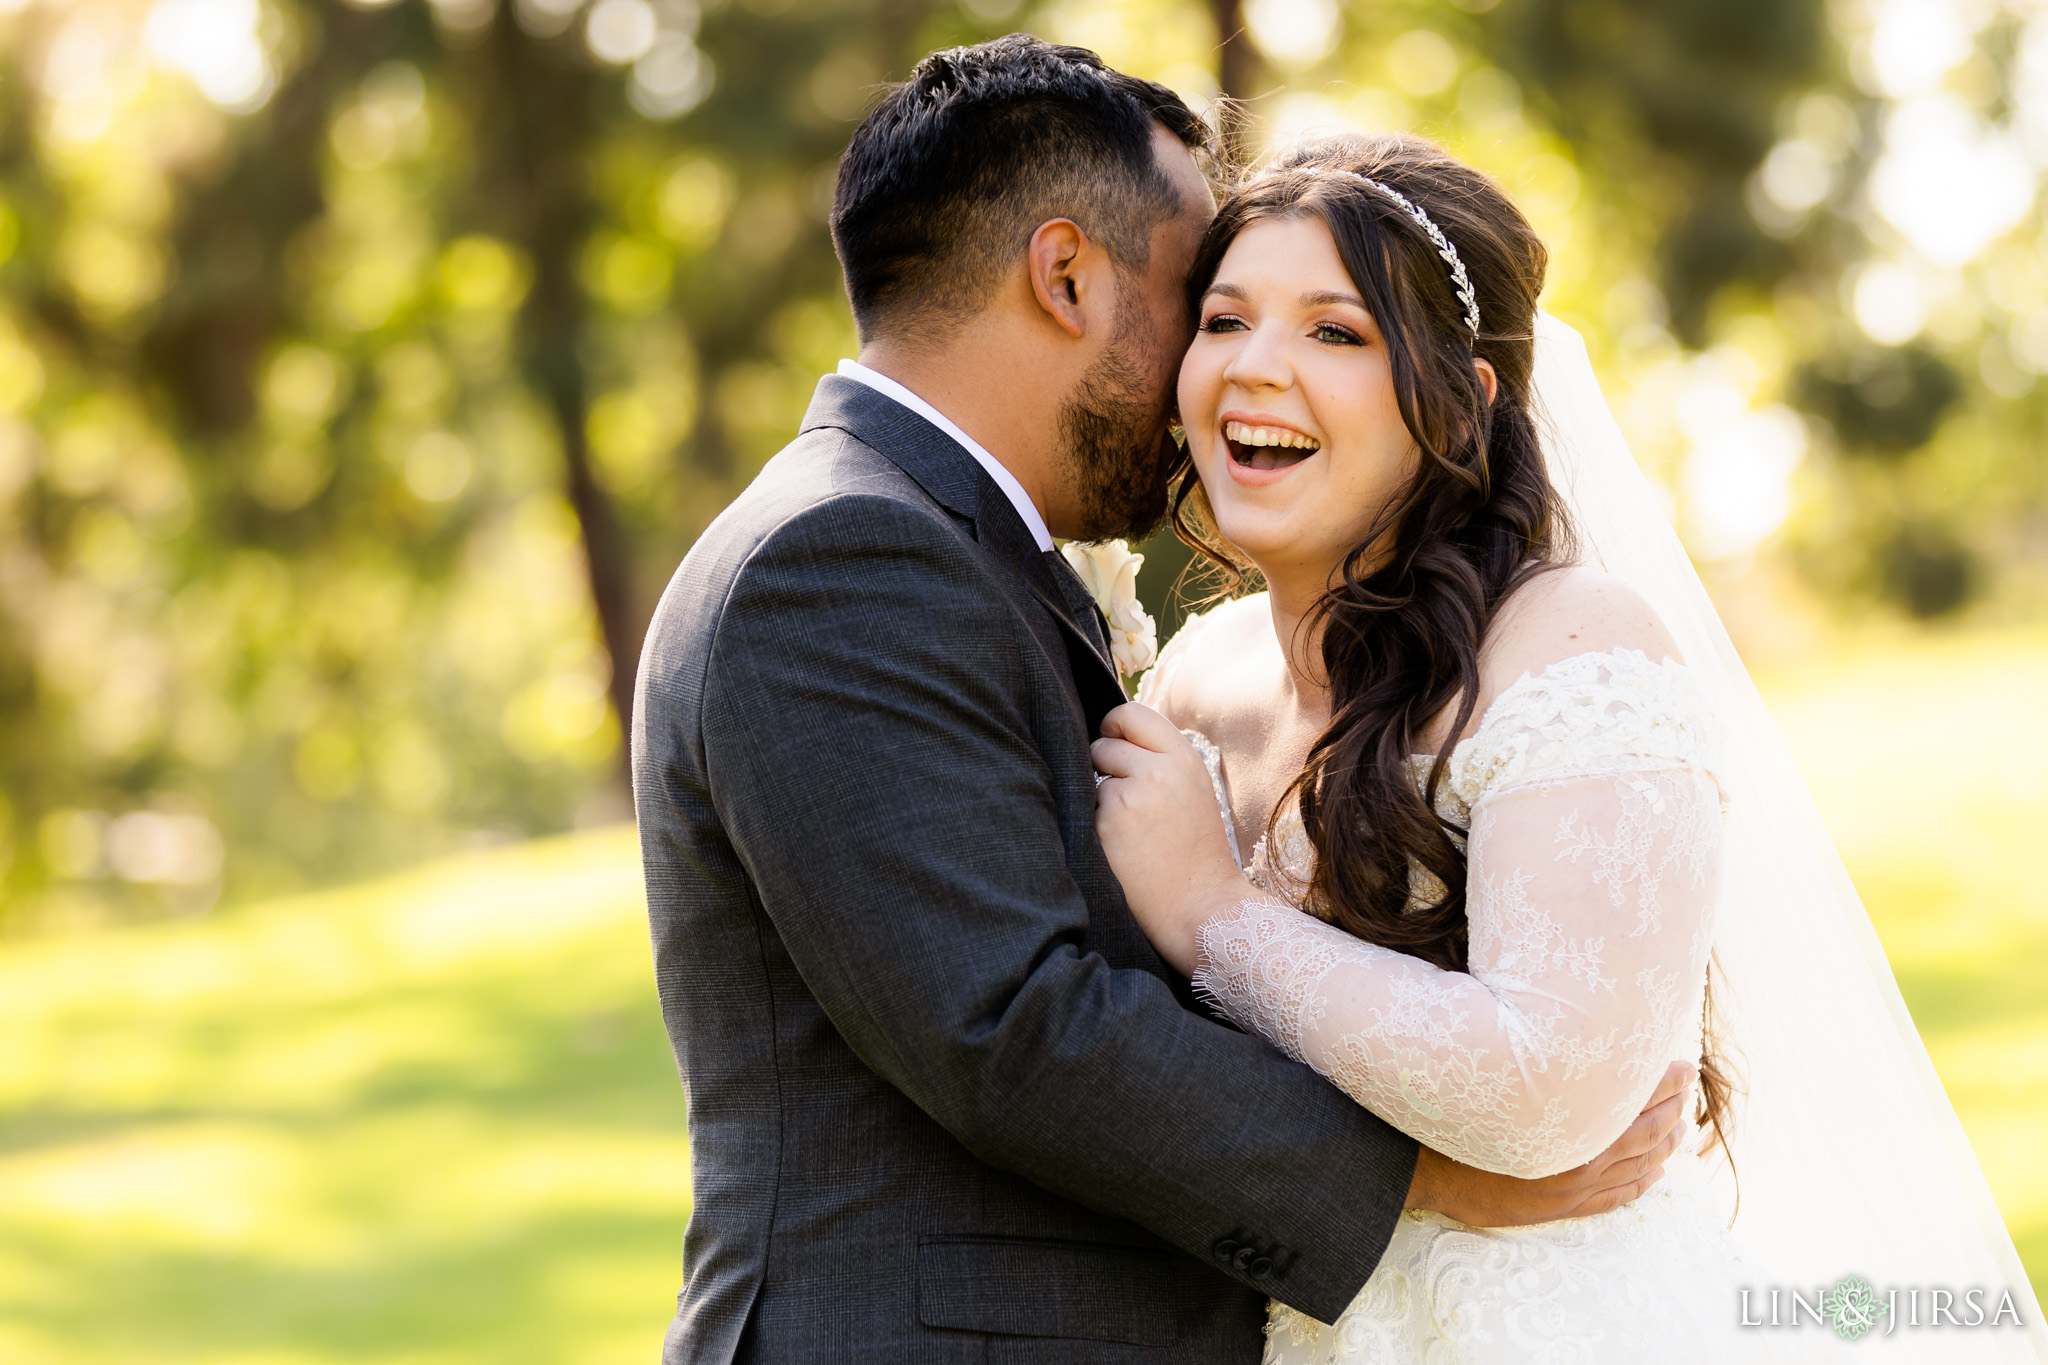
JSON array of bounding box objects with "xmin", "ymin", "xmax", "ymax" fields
[{"xmin": 1090, "ymin": 133, "xmax": 2046, "ymax": 1363}]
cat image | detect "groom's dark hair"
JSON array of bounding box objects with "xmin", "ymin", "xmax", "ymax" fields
[{"xmin": 831, "ymin": 34, "xmax": 1211, "ymax": 340}]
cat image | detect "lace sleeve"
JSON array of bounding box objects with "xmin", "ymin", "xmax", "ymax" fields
[{"xmin": 1191, "ymin": 652, "xmax": 1726, "ymax": 1178}]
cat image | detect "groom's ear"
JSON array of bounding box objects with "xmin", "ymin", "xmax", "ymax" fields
[{"xmin": 1026, "ymin": 218, "xmax": 1098, "ymax": 339}]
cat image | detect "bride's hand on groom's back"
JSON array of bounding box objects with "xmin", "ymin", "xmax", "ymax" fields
[
  {"xmin": 1091, "ymin": 702, "xmax": 1246, "ymax": 976},
  {"xmin": 1407, "ymin": 1060, "xmax": 1697, "ymax": 1226}
]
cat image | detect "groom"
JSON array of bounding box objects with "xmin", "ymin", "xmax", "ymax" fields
[{"xmin": 634, "ymin": 34, "xmax": 1689, "ymax": 1364}]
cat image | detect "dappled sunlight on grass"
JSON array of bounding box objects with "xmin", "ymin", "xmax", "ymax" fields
[
  {"xmin": 1759, "ymin": 629, "xmax": 2048, "ymax": 1302},
  {"xmin": 0, "ymin": 826, "xmax": 687, "ymax": 1365},
  {"xmin": 1, "ymin": 635, "xmax": 2043, "ymax": 1360}
]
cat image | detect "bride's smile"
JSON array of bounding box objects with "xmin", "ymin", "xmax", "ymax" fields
[
  {"xmin": 1219, "ymin": 411, "xmax": 1322, "ymax": 480},
  {"xmin": 1179, "ymin": 214, "xmax": 1495, "ymax": 594}
]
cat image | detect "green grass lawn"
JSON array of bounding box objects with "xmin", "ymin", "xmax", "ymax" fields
[
  {"xmin": 2, "ymin": 632, "xmax": 2043, "ymax": 1361},
  {"xmin": 1757, "ymin": 629, "xmax": 2048, "ymax": 1300},
  {"xmin": 0, "ymin": 828, "xmax": 687, "ymax": 1365}
]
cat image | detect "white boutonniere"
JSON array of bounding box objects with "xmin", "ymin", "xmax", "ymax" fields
[{"xmin": 1060, "ymin": 538, "xmax": 1158, "ymax": 680}]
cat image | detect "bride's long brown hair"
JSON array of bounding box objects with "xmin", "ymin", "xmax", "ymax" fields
[{"xmin": 1169, "ymin": 131, "xmax": 1737, "ymax": 1166}]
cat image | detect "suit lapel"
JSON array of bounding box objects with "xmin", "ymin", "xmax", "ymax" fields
[
  {"xmin": 970, "ymin": 485, "xmax": 1129, "ymax": 731},
  {"xmin": 1042, "ymin": 549, "xmax": 1116, "ymax": 661},
  {"xmin": 801, "ymin": 375, "xmax": 1127, "ymax": 733}
]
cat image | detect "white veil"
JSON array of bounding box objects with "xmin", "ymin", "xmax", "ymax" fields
[{"xmin": 1532, "ymin": 312, "xmax": 2047, "ymax": 1360}]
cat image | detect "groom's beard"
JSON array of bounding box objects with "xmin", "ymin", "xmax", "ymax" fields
[{"xmin": 1057, "ymin": 302, "xmax": 1181, "ymax": 543}]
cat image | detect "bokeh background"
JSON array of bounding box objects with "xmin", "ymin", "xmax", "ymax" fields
[{"xmin": 0, "ymin": 0, "xmax": 2044, "ymax": 1358}]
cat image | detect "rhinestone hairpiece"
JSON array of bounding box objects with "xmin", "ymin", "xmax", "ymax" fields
[{"xmin": 1287, "ymin": 166, "xmax": 1481, "ymax": 338}]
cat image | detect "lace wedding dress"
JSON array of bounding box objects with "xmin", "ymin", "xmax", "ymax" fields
[{"xmin": 1142, "ymin": 628, "xmax": 1841, "ymax": 1365}]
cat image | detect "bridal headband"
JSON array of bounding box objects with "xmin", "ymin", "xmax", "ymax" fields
[{"xmin": 1276, "ymin": 165, "xmax": 1482, "ymax": 339}]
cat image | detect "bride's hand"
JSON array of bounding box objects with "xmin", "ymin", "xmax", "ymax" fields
[{"xmin": 1091, "ymin": 702, "xmax": 1246, "ymax": 976}]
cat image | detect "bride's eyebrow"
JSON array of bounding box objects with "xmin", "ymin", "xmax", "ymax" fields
[{"xmin": 1198, "ymin": 282, "xmax": 1369, "ymax": 311}]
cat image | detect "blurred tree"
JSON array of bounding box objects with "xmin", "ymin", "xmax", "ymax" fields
[
  {"xmin": 2, "ymin": 0, "xmax": 2044, "ymax": 932},
  {"xmin": 0, "ymin": 0, "xmax": 997, "ymax": 925},
  {"xmin": 1795, "ymin": 344, "xmax": 1962, "ymax": 461},
  {"xmin": 1476, "ymin": 0, "xmax": 1831, "ymax": 344},
  {"xmin": 1208, "ymin": 0, "xmax": 1254, "ymax": 155}
]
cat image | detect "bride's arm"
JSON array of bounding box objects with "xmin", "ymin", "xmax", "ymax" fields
[
  {"xmin": 1192, "ymin": 758, "xmax": 1721, "ymax": 1179},
  {"xmin": 1096, "ymin": 697, "xmax": 1721, "ymax": 1180},
  {"xmin": 1094, "ymin": 573, "xmax": 1725, "ymax": 1180}
]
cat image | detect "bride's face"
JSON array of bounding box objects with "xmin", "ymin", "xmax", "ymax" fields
[{"xmin": 1177, "ymin": 215, "xmax": 1419, "ymax": 591}]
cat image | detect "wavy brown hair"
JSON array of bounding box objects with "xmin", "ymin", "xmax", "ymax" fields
[{"xmin": 1170, "ymin": 131, "xmax": 1737, "ymax": 1168}]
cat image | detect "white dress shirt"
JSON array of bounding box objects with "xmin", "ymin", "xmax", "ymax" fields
[{"xmin": 834, "ymin": 359, "xmax": 1054, "ymax": 552}]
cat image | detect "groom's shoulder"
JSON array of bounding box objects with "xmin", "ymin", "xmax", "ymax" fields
[
  {"xmin": 650, "ymin": 423, "xmax": 992, "ymax": 640},
  {"xmin": 700, "ymin": 424, "xmax": 957, "ymax": 556}
]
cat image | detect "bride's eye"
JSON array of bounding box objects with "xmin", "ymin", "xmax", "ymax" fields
[
  {"xmin": 1312, "ymin": 322, "xmax": 1363, "ymax": 346},
  {"xmin": 1199, "ymin": 314, "xmax": 1249, "ymax": 334}
]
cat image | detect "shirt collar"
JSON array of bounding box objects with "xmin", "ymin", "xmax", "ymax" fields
[{"xmin": 835, "ymin": 359, "xmax": 1054, "ymax": 552}]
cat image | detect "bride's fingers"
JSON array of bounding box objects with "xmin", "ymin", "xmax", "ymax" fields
[
  {"xmin": 1098, "ymin": 702, "xmax": 1183, "ymax": 753},
  {"xmin": 1089, "ymin": 736, "xmax": 1151, "ymax": 779}
]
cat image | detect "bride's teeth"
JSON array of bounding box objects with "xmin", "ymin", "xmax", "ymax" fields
[{"xmin": 1223, "ymin": 420, "xmax": 1320, "ymax": 451}]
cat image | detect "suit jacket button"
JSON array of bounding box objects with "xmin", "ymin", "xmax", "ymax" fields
[
  {"xmin": 1213, "ymin": 1239, "xmax": 1239, "ymax": 1261},
  {"xmin": 1231, "ymin": 1247, "xmax": 1256, "ymax": 1272},
  {"xmin": 1250, "ymin": 1256, "xmax": 1274, "ymax": 1277}
]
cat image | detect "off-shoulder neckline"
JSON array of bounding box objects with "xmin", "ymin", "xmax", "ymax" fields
[
  {"xmin": 1186, "ymin": 646, "xmax": 1694, "ymax": 864},
  {"xmin": 1179, "ymin": 645, "xmax": 1688, "ymax": 768},
  {"xmin": 1432, "ymin": 645, "xmax": 1686, "ymax": 770}
]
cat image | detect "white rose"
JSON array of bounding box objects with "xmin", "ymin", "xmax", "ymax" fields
[{"xmin": 1060, "ymin": 538, "xmax": 1158, "ymax": 678}]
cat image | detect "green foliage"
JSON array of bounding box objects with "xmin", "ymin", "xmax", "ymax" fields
[
  {"xmin": 1876, "ymin": 521, "xmax": 1980, "ymax": 620},
  {"xmin": 0, "ymin": 0, "xmax": 971, "ymax": 927},
  {"xmin": 0, "ymin": 0, "xmax": 2041, "ymax": 927},
  {"xmin": 1478, "ymin": 0, "xmax": 1831, "ymax": 343},
  {"xmin": 1796, "ymin": 343, "xmax": 1963, "ymax": 460}
]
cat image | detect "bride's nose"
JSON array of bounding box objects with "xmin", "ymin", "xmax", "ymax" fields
[{"xmin": 1220, "ymin": 320, "xmax": 1293, "ymax": 393}]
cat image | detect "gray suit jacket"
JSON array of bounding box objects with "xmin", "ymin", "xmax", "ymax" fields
[{"xmin": 633, "ymin": 376, "xmax": 1417, "ymax": 1363}]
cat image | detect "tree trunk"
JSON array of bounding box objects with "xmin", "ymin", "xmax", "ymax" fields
[
  {"xmin": 475, "ymin": 19, "xmax": 643, "ymax": 779},
  {"xmin": 539, "ymin": 309, "xmax": 643, "ymax": 764},
  {"xmin": 1210, "ymin": 0, "xmax": 1257, "ymax": 162}
]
